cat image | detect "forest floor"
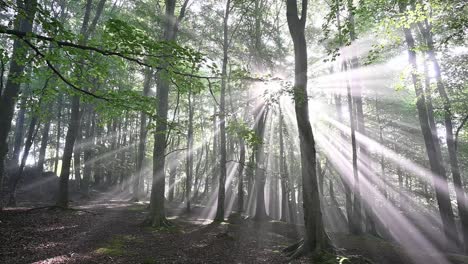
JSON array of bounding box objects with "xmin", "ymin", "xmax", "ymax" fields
[
  {"xmin": 0, "ymin": 191, "xmax": 301, "ymax": 264},
  {"xmin": 2, "ymin": 191, "xmax": 468, "ymax": 264}
]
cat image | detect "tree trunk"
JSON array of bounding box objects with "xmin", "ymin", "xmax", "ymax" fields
[
  {"xmin": 253, "ymin": 108, "xmax": 268, "ymax": 221},
  {"xmin": 237, "ymin": 138, "xmax": 245, "ymax": 213},
  {"xmin": 11, "ymin": 96, "xmax": 27, "ymax": 172},
  {"xmin": 279, "ymin": 107, "xmax": 289, "ymax": 222},
  {"xmin": 334, "ymin": 9, "xmax": 353, "ymax": 232},
  {"xmin": 418, "ymin": 17, "xmax": 468, "ymax": 252},
  {"xmin": 344, "ymin": 60, "xmax": 363, "ymax": 235},
  {"xmin": 56, "ymin": 0, "xmax": 105, "ymax": 207},
  {"xmin": 214, "ymin": 0, "xmax": 231, "ymax": 222},
  {"xmin": 399, "ymin": 0, "xmax": 458, "ymax": 247},
  {"xmin": 37, "ymin": 120, "xmax": 51, "ymax": 172},
  {"xmin": 211, "ymin": 105, "xmax": 218, "ymax": 195},
  {"xmin": 147, "ymin": 0, "xmax": 187, "ymax": 226},
  {"xmin": 185, "ymin": 90, "xmax": 194, "ymax": 211},
  {"xmin": 73, "ymin": 120, "xmax": 82, "ymax": 189},
  {"xmin": 54, "ymin": 95, "xmax": 63, "ymax": 174},
  {"xmin": 286, "ymin": 0, "xmax": 330, "ymax": 253},
  {"xmin": 0, "ymin": 0, "xmax": 37, "ymax": 208},
  {"xmin": 82, "ymin": 108, "xmax": 94, "ymax": 195},
  {"xmin": 8, "ymin": 112, "xmax": 39, "ymax": 206},
  {"xmin": 288, "ymin": 141, "xmax": 298, "ymax": 224},
  {"xmin": 134, "ymin": 67, "xmax": 152, "ymax": 200}
]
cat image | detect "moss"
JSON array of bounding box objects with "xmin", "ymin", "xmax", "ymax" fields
[
  {"xmin": 141, "ymin": 257, "xmax": 157, "ymax": 264},
  {"xmin": 446, "ymin": 254, "xmax": 468, "ymax": 264},
  {"xmin": 94, "ymin": 235, "xmax": 143, "ymax": 256},
  {"xmin": 95, "ymin": 237, "xmax": 125, "ymax": 256},
  {"xmin": 127, "ymin": 204, "xmax": 147, "ymax": 212},
  {"xmin": 145, "ymin": 225, "xmax": 181, "ymax": 234}
]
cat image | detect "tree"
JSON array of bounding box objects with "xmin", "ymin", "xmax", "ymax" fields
[
  {"xmin": 134, "ymin": 67, "xmax": 152, "ymax": 201},
  {"xmin": 398, "ymin": 0, "xmax": 459, "ymax": 248},
  {"xmin": 285, "ymin": 0, "xmax": 330, "ymax": 256},
  {"xmin": 417, "ymin": 12, "xmax": 468, "ymax": 252},
  {"xmin": 56, "ymin": 0, "xmax": 106, "ymax": 208},
  {"xmin": 0, "ymin": 0, "xmax": 37, "ymax": 209},
  {"xmin": 214, "ymin": 0, "xmax": 231, "ymax": 222},
  {"xmin": 147, "ymin": 0, "xmax": 189, "ymax": 227}
]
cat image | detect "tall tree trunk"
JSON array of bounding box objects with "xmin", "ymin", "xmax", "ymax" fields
[
  {"xmin": 193, "ymin": 142, "xmax": 204, "ymax": 202},
  {"xmin": 253, "ymin": 108, "xmax": 268, "ymax": 220},
  {"xmin": 0, "ymin": 0, "xmax": 37, "ymax": 208},
  {"xmin": 147, "ymin": 0, "xmax": 188, "ymax": 226},
  {"xmin": 418, "ymin": 17, "xmax": 468, "ymax": 252},
  {"xmin": 287, "ymin": 141, "xmax": 297, "ymax": 224},
  {"xmin": 398, "ymin": 0, "xmax": 458, "ymax": 247},
  {"xmin": 73, "ymin": 121, "xmax": 82, "ymax": 189},
  {"xmin": 375, "ymin": 98, "xmax": 388, "ymax": 199},
  {"xmin": 82, "ymin": 108, "xmax": 94, "ymax": 196},
  {"xmin": 54, "ymin": 95, "xmax": 63, "ymax": 174},
  {"xmin": 202, "ymin": 142, "xmax": 210, "ymax": 199},
  {"xmin": 168, "ymin": 136, "xmax": 180, "ymax": 202},
  {"xmin": 246, "ymin": 149, "xmax": 255, "ymax": 215},
  {"xmin": 56, "ymin": 0, "xmax": 105, "ymax": 207},
  {"xmin": 8, "ymin": 112, "xmax": 39, "ymax": 206},
  {"xmin": 134, "ymin": 67, "xmax": 152, "ymax": 200},
  {"xmin": 237, "ymin": 138, "xmax": 245, "ymax": 213},
  {"xmin": 211, "ymin": 104, "xmax": 218, "ymax": 194},
  {"xmin": 37, "ymin": 120, "xmax": 51, "ymax": 172},
  {"xmin": 279, "ymin": 107, "xmax": 289, "ymax": 222},
  {"xmin": 345, "ymin": 0, "xmax": 377, "ymax": 236},
  {"xmin": 333, "ymin": 10, "xmax": 353, "ymax": 230},
  {"xmin": 286, "ymin": 0, "xmax": 330, "ymax": 254},
  {"xmin": 344, "ymin": 60, "xmax": 363, "ymax": 235},
  {"xmin": 214, "ymin": 0, "xmax": 231, "ymax": 222},
  {"xmin": 185, "ymin": 90, "xmax": 194, "ymax": 212},
  {"xmin": 11, "ymin": 96, "xmax": 27, "ymax": 171}
]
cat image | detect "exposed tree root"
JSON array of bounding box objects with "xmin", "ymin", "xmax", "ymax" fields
[
  {"xmin": 284, "ymin": 239, "xmax": 307, "ymax": 259},
  {"xmin": 141, "ymin": 216, "xmax": 173, "ymax": 229},
  {"xmin": 284, "ymin": 239, "xmax": 337, "ymax": 260},
  {"xmin": 128, "ymin": 197, "xmax": 139, "ymax": 203}
]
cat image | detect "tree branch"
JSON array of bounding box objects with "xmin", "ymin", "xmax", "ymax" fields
[
  {"xmin": 22, "ymin": 38, "xmax": 109, "ymax": 101},
  {"xmin": 165, "ymin": 148, "xmax": 187, "ymax": 157},
  {"xmin": 0, "ymin": 26, "xmax": 220, "ymax": 80}
]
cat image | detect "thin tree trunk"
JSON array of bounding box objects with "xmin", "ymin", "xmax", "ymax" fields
[
  {"xmin": 73, "ymin": 120, "xmax": 82, "ymax": 189},
  {"xmin": 134, "ymin": 67, "xmax": 152, "ymax": 200},
  {"xmin": 279, "ymin": 107, "xmax": 289, "ymax": 222},
  {"xmin": 82, "ymin": 108, "xmax": 94, "ymax": 195},
  {"xmin": 399, "ymin": 0, "xmax": 458, "ymax": 247},
  {"xmin": 237, "ymin": 138, "xmax": 245, "ymax": 213},
  {"xmin": 334, "ymin": 9, "xmax": 353, "ymax": 232},
  {"xmin": 168, "ymin": 137, "xmax": 180, "ymax": 202},
  {"xmin": 57, "ymin": 0, "xmax": 105, "ymax": 207},
  {"xmin": 11, "ymin": 96, "xmax": 27, "ymax": 171},
  {"xmin": 8, "ymin": 112, "xmax": 40, "ymax": 206},
  {"xmin": 37, "ymin": 120, "xmax": 51, "ymax": 172},
  {"xmin": 418, "ymin": 16, "xmax": 468, "ymax": 252},
  {"xmin": 54, "ymin": 95, "xmax": 63, "ymax": 174},
  {"xmin": 344, "ymin": 60, "xmax": 363, "ymax": 235},
  {"xmin": 185, "ymin": 90, "xmax": 194, "ymax": 211},
  {"xmin": 214, "ymin": 0, "xmax": 231, "ymax": 222}
]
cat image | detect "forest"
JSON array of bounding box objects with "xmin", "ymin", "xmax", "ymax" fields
[{"xmin": 0, "ymin": 0, "xmax": 467, "ymax": 263}]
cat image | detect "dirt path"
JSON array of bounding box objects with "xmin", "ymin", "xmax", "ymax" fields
[{"xmin": 0, "ymin": 197, "xmax": 299, "ymax": 264}]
